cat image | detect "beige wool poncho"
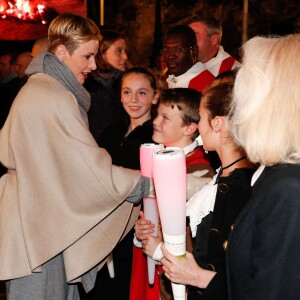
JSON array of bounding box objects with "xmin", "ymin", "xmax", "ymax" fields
[{"xmin": 0, "ymin": 71, "xmax": 145, "ymax": 283}]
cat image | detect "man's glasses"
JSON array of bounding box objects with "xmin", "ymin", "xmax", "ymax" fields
[{"xmin": 160, "ymin": 47, "xmax": 193, "ymax": 55}]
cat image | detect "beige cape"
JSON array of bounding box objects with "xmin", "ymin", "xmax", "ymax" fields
[{"xmin": 0, "ymin": 73, "xmax": 141, "ymax": 282}]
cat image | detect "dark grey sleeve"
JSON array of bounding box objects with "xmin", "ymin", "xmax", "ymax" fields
[{"xmin": 126, "ymin": 176, "xmax": 150, "ymax": 203}]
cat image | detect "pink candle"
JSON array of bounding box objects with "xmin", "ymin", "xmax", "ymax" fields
[
  {"xmin": 140, "ymin": 143, "xmax": 164, "ymax": 178},
  {"xmin": 153, "ymin": 148, "xmax": 186, "ymax": 299},
  {"xmin": 153, "ymin": 148, "xmax": 186, "ymax": 239},
  {"xmin": 140, "ymin": 143, "xmax": 163, "ymax": 284}
]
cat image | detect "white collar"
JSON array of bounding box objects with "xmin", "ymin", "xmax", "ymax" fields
[
  {"xmin": 167, "ymin": 62, "xmax": 206, "ymax": 82},
  {"xmin": 251, "ymin": 165, "xmax": 265, "ymax": 186},
  {"xmin": 182, "ymin": 140, "xmax": 198, "ymax": 155},
  {"xmin": 187, "ymin": 172, "xmax": 218, "ymax": 237}
]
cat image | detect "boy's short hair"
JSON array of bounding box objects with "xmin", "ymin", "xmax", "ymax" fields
[{"xmin": 159, "ymin": 88, "xmax": 201, "ymax": 126}]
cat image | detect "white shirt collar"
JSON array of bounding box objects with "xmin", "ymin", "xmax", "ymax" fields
[
  {"xmin": 182, "ymin": 140, "xmax": 198, "ymax": 155},
  {"xmin": 251, "ymin": 165, "xmax": 265, "ymax": 186},
  {"xmin": 166, "ymin": 62, "xmax": 206, "ymax": 88}
]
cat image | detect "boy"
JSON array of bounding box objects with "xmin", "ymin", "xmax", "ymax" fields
[
  {"xmin": 130, "ymin": 88, "xmax": 214, "ymax": 300},
  {"xmin": 152, "ymin": 88, "xmax": 213, "ymax": 173}
]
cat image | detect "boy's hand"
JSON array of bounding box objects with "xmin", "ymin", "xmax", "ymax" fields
[
  {"xmin": 134, "ymin": 211, "xmax": 155, "ymax": 241},
  {"xmin": 142, "ymin": 230, "xmax": 163, "ymax": 257}
]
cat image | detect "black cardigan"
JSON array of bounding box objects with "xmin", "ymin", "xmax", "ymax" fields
[
  {"xmin": 99, "ymin": 118, "xmax": 154, "ymax": 169},
  {"xmin": 189, "ymin": 168, "xmax": 254, "ymax": 300}
]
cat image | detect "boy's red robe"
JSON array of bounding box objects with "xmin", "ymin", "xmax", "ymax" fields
[{"xmin": 130, "ymin": 146, "xmax": 211, "ymax": 300}]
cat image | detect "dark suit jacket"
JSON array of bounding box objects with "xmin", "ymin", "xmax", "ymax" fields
[
  {"xmin": 0, "ymin": 76, "xmax": 28, "ymax": 128},
  {"xmin": 227, "ymin": 164, "xmax": 300, "ymax": 300}
]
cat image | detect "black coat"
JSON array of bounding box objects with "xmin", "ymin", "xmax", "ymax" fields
[
  {"xmin": 0, "ymin": 76, "xmax": 28, "ymax": 177},
  {"xmin": 0, "ymin": 76, "xmax": 28, "ymax": 129},
  {"xmin": 85, "ymin": 69, "xmax": 124, "ymax": 143},
  {"xmin": 189, "ymin": 168, "xmax": 254, "ymax": 300},
  {"xmin": 227, "ymin": 164, "xmax": 300, "ymax": 300},
  {"xmin": 99, "ymin": 118, "xmax": 154, "ymax": 169}
]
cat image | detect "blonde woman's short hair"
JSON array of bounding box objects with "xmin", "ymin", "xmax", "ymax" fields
[
  {"xmin": 48, "ymin": 13, "xmax": 102, "ymax": 55},
  {"xmin": 230, "ymin": 34, "xmax": 300, "ymax": 165}
]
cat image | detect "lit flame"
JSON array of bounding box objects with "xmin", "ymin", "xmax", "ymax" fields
[
  {"xmin": 0, "ymin": 0, "xmax": 47, "ymax": 23},
  {"xmin": 37, "ymin": 3, "xmax": 44, "ymax": 14}
]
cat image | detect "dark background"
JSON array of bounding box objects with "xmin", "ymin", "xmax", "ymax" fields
[{"xmin": 0, "ymin": 0, "xmax": 299, "ymax": 67}]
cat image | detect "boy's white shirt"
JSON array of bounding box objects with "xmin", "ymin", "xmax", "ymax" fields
[
  {"xmin": 195, "ymin": 134, "xmax": 203, "ymax": 146},
  {"xmin": 182, "ymin": 140, "xmax": 198, "ymax": 155}
]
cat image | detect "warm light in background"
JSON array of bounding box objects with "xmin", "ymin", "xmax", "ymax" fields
[
  {"xmin": 0, "ymin": 0, "xmax": 45, "ymax": 23},
  {"xmin": 0, "ymin": 0, "xmax": 87, "ymax": 40}
]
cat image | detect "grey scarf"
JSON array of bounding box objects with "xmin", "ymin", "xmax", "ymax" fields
[{"xmin": 26, "ymin": 51, "xmax": 90, "ymax": 125}]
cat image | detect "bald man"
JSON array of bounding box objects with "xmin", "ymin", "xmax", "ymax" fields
[{"xmin": 31, "ymin": 37, "xmax": 49, "ymax": 57}]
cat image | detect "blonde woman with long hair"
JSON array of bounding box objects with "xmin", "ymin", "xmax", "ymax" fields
[{"xmin": 227, "ymin": 34, "xmax": 300, "ymax": 299}]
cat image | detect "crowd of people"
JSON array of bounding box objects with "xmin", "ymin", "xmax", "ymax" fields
[{"xmin": 0, "ymin": 11, "xmax": 299, "ymax": 300}]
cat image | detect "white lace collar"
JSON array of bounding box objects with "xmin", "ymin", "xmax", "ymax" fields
[{"xmin": 186, "ymin": 170, "xmax": 219, "ymax": 237}]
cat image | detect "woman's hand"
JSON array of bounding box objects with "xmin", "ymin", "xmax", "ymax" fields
[
  {"xmin": 134, "ymin": 211, "xmax": 155, "ymax": 241},
  {"xmin": 161, "ymin": 244, "xmax": 216, "ymax": 288}
]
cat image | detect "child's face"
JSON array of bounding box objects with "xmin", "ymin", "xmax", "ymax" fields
[
  {"xmin": 121, "ymin": 73, "xmax": 158, "ymax": 125},
  {"xmin": 103, "ymin": 39, "xmax": 128, "ymax": 71},
  {"xmin": 153, "ymin": 103, "xmax": 189, "ymax": 148}
]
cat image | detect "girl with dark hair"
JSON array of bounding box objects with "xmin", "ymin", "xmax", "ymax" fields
[
  {"xmin": 160, "ymin": 83, "xmax": 254, "ymax": 300},
  {"xmin": 85, "ymin": 30, "xmax": 129, "ymax": 143}
]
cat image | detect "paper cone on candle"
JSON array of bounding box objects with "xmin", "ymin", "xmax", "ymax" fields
[
  {"xmin": 153, "ymin": 148, "xmax": 187, "ymax": 300},
  {"xmin": 106, "ymin": 253, "xmax": 115, "ymax": 278},
  {"xmin": 140, "ymin": 143, "xmax": 164, "ymax": 284}
]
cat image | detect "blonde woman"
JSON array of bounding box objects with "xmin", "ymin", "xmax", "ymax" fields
[
  {"xmin": 0, "ymin": 14, "xmax": 153, "ymax": 299},
  {"xmin": 227, "ymin": 34, "xmax": 300, "ymax": 299}
]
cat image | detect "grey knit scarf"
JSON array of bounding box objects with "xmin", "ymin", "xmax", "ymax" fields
[{"xmin": 26, "ymin": 51, "xmax": 90, "ymax": 126}]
